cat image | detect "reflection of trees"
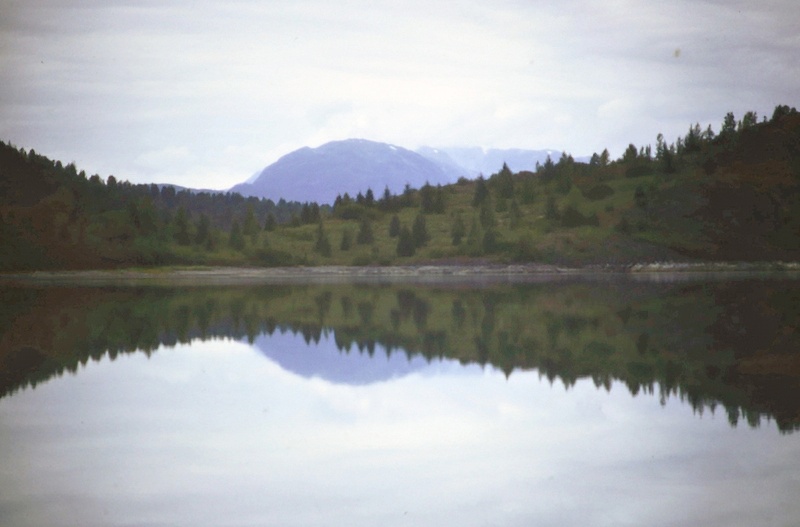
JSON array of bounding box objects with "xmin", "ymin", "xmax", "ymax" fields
[
  {"xmin": 451, "ymin": 299, "xmax": 466, "ymax": 328},
  {"xmin": 1, "ymin": 279, "xmax": 799, "ymax": 432},
  {"xmin": 314, "ymin": 291, "xmax": 332, "ymax": 324}
]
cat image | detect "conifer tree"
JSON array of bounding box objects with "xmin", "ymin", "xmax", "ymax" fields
[
  {"xmin": 509, "ymin": 199, "xmax": 522, "ymax": 229},
  {"xmin": 466, "ymin": 216, "xmax": 482, "ymax": 253},
  {"xmin": 472, "ymin": 176, "xmax": 489, "ymax": 207},
  {"xmin": 314, "ymin": 220, "xmax": 332, "ymax": 257},
  {"xmin": 411, "ymin": 213, "xmax": 429, "ymax": 248},
  {"xmin": 229, "ymin": 220, "xmax": 245, "ymax": 251},
  {"xmin": 356, "ymin": 217, "xmax": 374, "ymax": 244},
  {"xmin": 174, "ymin": 206, "xmax": 191, "ymax": 246},
  {"xmin": 479, "ymin": 198, "xmax": 496, "ymax": 229},
  {"xmin": 264, "ymin": 213, "xmax": 276, "ymax": 232},
  {"xmin": 340, "ymin": 227, "xmax": 353, "ymax": 251},
  {"xmin": 195, "ymin": 213, "xmax": 211, "ymax": 246},
  {"xmin": 243, "ymin": 204, "xmax": 257, "ymax": 236},
  {"xmin": 451, "ymin": 215, "xmax": 466, "ymax": 245},
  {"xmin": 494, "ymin": 163, "xmax": 514, "ymax": 199},
  {"xmin": 396, "ymin": 226, "xmax": 415, "ymax": 257},
  {"xmin": 388, "ymin": 215, "xmax": 401, "ymax": 237}
]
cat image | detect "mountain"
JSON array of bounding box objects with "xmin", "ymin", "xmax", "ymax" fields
[
  {"xmin": 417, "ymin": 147, "xmax": 565, "ymax": 176},
  {"xmin": 230, "ymin": 139, "xmax": 467, "ymax": 204},
  {"xmin": 252, "ymin": 332, "xmax": 431, "ymax": 385}
]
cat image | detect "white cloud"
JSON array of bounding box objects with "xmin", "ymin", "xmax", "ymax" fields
[
  {"xmin": 1, "ymin": 0, "xmax": 798, "ymax": 187},
  {"xmin": 134, "ymin": 146, "xmax": 192, "ymax": 171}
]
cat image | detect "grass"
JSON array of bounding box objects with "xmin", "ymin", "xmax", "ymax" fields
[
  {"xmin": 211, "ymin": 175, "xmax": 654, "ymax": 267},
  {"xmin": 27, "ymin": 142, "xmax": 798, "ymax": 270}
]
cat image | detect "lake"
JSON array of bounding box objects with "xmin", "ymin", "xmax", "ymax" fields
[{"xmin": 1, "ymin": 273, "xmax": 799, "ymax": 526}]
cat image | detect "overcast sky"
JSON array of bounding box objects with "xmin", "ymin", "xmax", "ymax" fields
[{"xmin": 1, "ymin": 0, "xmax": 798, "ymax": 190}]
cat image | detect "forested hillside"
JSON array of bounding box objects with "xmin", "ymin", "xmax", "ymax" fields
[
  {"xmin": 1, "ymin": 105, "xmax": 798, "ymax": 271},
  {"xmin": 0, "ymin": 147, "xmax": 326, "ymax": 269}
]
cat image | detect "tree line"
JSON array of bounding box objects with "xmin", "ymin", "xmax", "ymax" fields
[{"xmin": 1, "ymin": 104, "xmax": 797, "ymax": 269}]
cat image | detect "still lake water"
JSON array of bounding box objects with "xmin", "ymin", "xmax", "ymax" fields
[{"xmin": 1, "ymin": 274, "xmax": 799, "ymax": 526}]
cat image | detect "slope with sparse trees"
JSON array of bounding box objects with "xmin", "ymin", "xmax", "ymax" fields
[{"xmin": 1, "ymin": 105, "xmax": 798, "ymax": 271}]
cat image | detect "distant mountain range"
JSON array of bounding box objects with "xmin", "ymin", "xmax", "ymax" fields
[
  {"xmin": 417, "ymin": 146, "xmax": 566, "ymax": 177},
  {"xmin": 230, "ymin": 139, "xmax": 570, "ymax": 204}
]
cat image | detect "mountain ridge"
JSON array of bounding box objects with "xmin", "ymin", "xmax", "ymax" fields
[
  {"xmin": 231, "ymin": 139, "xmax": 575, "ymax": 203},
  {"xmin": 230, "ymin": 139, "xmax": 465, "ymax": 204}
]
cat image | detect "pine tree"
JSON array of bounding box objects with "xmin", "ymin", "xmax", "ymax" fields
[
  {"xmin": 243, "ymin": 204, "xmax": 257, "ymax": 237},
  {"xmin": 451, "ymin": 215, "xmax": 466, "ymax": 245},
  {"xmin": 340, "ymin": 228, "xmax": 353, "ymax": 251},
  {"xmin": 195, "ymin": 213, "xmax": 211, "ymax": 246},
  {"xmin": 509, "ymin": 199, "xmax": 522, "ymax": 229},
  {"xmin": 229, "ymin": 220, "xmax": 245, "ymax": 251},
  {"xmin": 545, "ymin": 195, "xmax": 559, "ymax": 221},
  {"xmin": 264, "ymin": 213, "xmax": 276, "ymax": 232},
  {"xmin": 472, "ymin": 176, "xmax": 489, "ymax": 207},
  {"xmin": 174, "ymin": 206, "xmax": 191, "ymax": 246},
  {"xmin": 494, "ymin": 163, "xmax": 514, "ymax": 199},
  {"xmin": 356, "ymin": 217, "xmax": 374, "ymax": 244},
  {"xmin": 396, "ymin": 226, "xmax": 415, "ymax": 257},
  {"xmin": 314, "ymin": 221, "xmax": 332, "ymax": 257},
  {"xmin": 479, "ymin": 198, "xmax": 496, "ymax": 229},
  {"xmin": 466, "ymin": 216, "xmax": 482, "ymax": 253},
  {"xmin": 388, "ymin": 215, "xmax": 401, "ymax": 237},
  {"xmin": 411, "ymin": 213, "xmax": 429, "ymax": 248},
  {"xmin": 721, "ymin": 112, "xmax": 736, "ymax": 136}
]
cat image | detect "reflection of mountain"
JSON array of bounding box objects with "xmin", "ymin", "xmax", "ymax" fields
[
  {"xmin": 252, "ymin": 331, "xmax": 430, "ymax": 385},
  {"xmin": 1, "ymin": 277, "xmax": 799, "ymax": 431}
]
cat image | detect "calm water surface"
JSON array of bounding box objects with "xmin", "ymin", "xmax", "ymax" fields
[{"xmin": 1, "ymin": 275, "xmax": 799, "ymax": 526}]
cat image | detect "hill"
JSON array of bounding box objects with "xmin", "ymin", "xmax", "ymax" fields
[
  {"xmin": 1, "ymin": 105, "xmax": 798, "ymax": 270},
  {"xmin": 230, "ymin": 139, "xmax": 466, "ymax": 204}
]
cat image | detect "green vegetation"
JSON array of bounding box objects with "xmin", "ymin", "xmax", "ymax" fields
[{"xmin": 2, "ymin": 106, "xmax": 799, "ymax": 271}]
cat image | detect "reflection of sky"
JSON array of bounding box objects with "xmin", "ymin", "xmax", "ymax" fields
[{"xmin": 1, "ymin": 336, "xmax": 799, "ymax": 527}]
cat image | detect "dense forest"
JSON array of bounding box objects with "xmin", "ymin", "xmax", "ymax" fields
[{"xmin": 1, "ymin": 105, "xmax": 799, "ymax": 270}]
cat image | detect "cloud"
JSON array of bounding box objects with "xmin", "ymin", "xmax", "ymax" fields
[
  {"xmin": 1, "ymin": 0, "xmax": 798, "ymax": 188},
  {"xmin": 134, "ymin": 146, "xmax": 192, "ymax": 172}
]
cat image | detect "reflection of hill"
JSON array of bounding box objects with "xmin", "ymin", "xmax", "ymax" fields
[
  {"xmin": 1, "ymin": 277, "xmax": 798, "ymax": 431},
  {"xmin": 253, "ymin": 332, "xmax": 431, "ymax": 385}
]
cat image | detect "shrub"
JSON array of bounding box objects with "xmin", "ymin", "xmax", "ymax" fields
[
  {"xmin": 255, "ymin": 248, "xmax": 298, "ymax": 267},
  {"xmin": 583, "ymin": 184, "xmax": 615, "ymax": 201},
  {"xmin": 560, "ymin": 205, "xmax": 599, "ymax": 228},
  {"xmin": 625, "ymin": 164, "xmax": 652, "ymax": 178}
]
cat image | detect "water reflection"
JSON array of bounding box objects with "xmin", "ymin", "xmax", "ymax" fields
[
  {"xmin": 254, "ymin": 331, "xmax": 433, "ymax": 384},
  {"xmin": 2, "ymin": 275, "xmax": 800, "ymax": 527},
  {"xmin": 2, "ymin": 332, "xmax": 800, "ymax": 527},
  {"xmin": 1, "ymin": 275, "xmax": 799, "ymax": 431}
]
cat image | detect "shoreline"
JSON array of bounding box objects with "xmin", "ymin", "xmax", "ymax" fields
[{"xmin": 1, "ymin": 261, "xmax": 799, "ymax": 286}]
